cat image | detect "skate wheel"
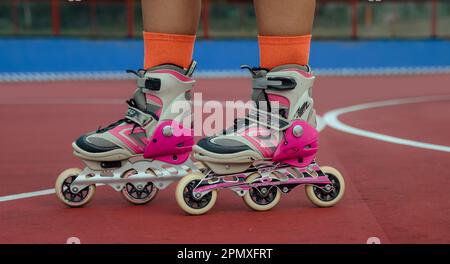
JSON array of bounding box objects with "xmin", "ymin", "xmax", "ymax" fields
[
  {"xmin": 305, "ymin": 166, "xmax": 345, "ymax": 207},
  {"xmin": 55, "ymin": 168, "xmax": 96, "ymax": 208},
  {"xmin": 175, "ymin": 173, "xmax": 217, "ymax": 215},
  {"xmin": 243, "ymin": 173, "xmax": 281, "ymax": 211},
  {"xmin": 121, "ymin": 170, "xmax": 158, "ymax": 205}
]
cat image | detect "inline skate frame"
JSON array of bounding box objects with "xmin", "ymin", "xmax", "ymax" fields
[
  {"xmin": 175, "ymin": 65, "xmax": 345, "ymax": 215},
  {"xmin": 55, "ymin": 63, "xmax": 199, "ymax": 207}
]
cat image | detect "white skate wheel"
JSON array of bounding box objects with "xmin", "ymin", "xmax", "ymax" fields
[
  {"xmin": 305, "ymin": 166, "xmax": 345, "ymax": 207},
  {"xmin": 55, "ymin": 168, "xmax": 96, "ymax": 208},
  {"xmin": 121, "ymin": 169, "xmax": 158, "ymax": 205},
  {"xmin": 175, "ymin": 173, "xmax": 217, "ymax": 215},
  {"xmin": 243, "ymin": 173, "xmax": 281, "ymax": 211}
]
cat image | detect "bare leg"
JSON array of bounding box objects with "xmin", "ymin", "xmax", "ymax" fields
[
  {"xmin": 141, "ymin": 0, "xmax": 201, "ymax": 35},
  {"xmin": 254, "ymin": 0, "xmax": 315, "ymax": 36}
]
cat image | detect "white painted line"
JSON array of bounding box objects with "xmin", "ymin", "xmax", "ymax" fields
[
  {"xmin": 0, "ymin": 184, "xmax": 108, "ymax": 203},
  {"xmin": 0, "ymin": 96, "xmax": 326, "ymax": 131},
  {"xmin": 316, "ymin": 115, "xmax": 326, "ymax": 132},
  {"xmin": 0, "ymin": 98, "xmax": 124, "ymax": 105},
  {"xmin": 323, "ymin": 95, "xmax": 450, "ymax": 153},
  {"xmin": 0, "ymin": 188, "xmax": 55, "ymax": 202},
  {"xmin": 2, "ymin": 95, "xmax": 448, "ymax": 203}
]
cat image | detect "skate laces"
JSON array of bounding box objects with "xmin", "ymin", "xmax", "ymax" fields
[
  {"xmin": 96, "ymin": 69, "xmax": 160, "ymax": 134},
  {"xmin": 96, "ymin": 99, "xmax": 141, "ymax": 134},
  {"xmin": 240, "ymin": 65, "xmax": 269, "ymax": 77},
  {"xmin": 222, "ymin": 108, "xmax": 291, "ymax": 136},
  {"xmin": 222, "ymin": 118, "xmax": 249, "ymax": 135},
  {"xmin": 222, "ymin": 113, "xmax": 271, "ymax": 135},
  {"xmin": 94, "ymin": 70, "xmax": 144, "ymax": 134}
]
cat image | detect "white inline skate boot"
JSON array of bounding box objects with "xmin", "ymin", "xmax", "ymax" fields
[
  {"xmin": 176, "ymin": 64, "xmax": 345, "ymax": 215},
  {"xmin": 56, "ymin": 62, "xmax": 199, "ymax": 207}
]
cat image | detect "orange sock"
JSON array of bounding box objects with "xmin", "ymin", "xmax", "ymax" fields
[
  {"xmin": 143, "ymin": 32, "xmax": 196, "ymax": 69},
  {"xmin": 258, "ymin": 35, "xmax": 312, "ymax": 70}
]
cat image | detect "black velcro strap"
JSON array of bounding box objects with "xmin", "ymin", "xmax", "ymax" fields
[
  {"xmin": 137, "ymin": 77, "xmax": 161, "ymax": 91},
  {"xmin": 145, "ymin": 78, "xmax": 161, "ymax": 91},
  {"xmin": 267, "ymin": 77, "xmax": 297, "ymax": 90}
]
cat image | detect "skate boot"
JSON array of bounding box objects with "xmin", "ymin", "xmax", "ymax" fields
[
  {"xmin": 176, "ymin": 64, "xmax": 345, "ymax": 215},
  {"xmin": 56, "ymin": 62, "xmax": 199, "ymax": 207}
]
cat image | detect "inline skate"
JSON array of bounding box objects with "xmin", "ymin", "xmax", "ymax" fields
[
  {"xmin": 55, "ymin": 62, "xmax": 199, "ymax": 207},
  {"xmin": 175, "ymin": 64, "xmax": 345, "ymax": 215}
]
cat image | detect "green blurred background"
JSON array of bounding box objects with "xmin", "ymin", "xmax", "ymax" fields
[{"xmin": 0, "ymin": 0, "xmax": 449, "ymax": 39}]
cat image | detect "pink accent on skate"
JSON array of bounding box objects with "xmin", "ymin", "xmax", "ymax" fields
[
  {"xmin": 145, "ymin": 94, "xmax": 163, "ymax": 117},
  {"xmin": 280, "ymin": 68, "xmax": 313, "ymax": 78},
  {"xmin": 193, "ymin": 172, "xmax": 332, "ymax": 194},
  {"xmin": 249, "ymin": 175, "xmax": 331, "ymax": 188},
  {"xmin": 108, "ymin": 124, "xmax": 149, "ymax": 154},
  {"xmin": 194, "ymin": 174, "xmax": 249, "ymax": 193},
  {"xmin": 151, "ymin": 69, "xmax": 192, "ymax": 82},
  {"xmin": 145, "ymin": 94, "xmax": 162, "ymax": 106},
  {"xmin": 267, "ymin": 94, "xmax": 290, "ymax": 108},
  {"xmin": 273, "ymin": 120, "xmax": 318, "ymax": 167},
  {"xmin": 241, "ymin": 126, "xmax": 278, "ymax": 158},
  {"xmin": 144, "ymin": 120, "xmax": 194, "ymax": 164},
  {"xmin": 242, "ymin": 134, "xmax": 272, "ymax": 158}
]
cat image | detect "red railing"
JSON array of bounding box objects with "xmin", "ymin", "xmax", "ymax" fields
[
  {"xmin": 51, "ymin": 0, "xmax": 60, "ymax": 35},
  {"xmin": 201, "ymin": 0, "xmax": 210, "ymax": 39},
  {"xmin": 5, "ymin": 0, "xmax": 445, "ymax": 39},
  {"xmin": 431, "ymin": 0, "xmax": 438, "ymax": 38},
  {"xmin": 351, "ymin": 0, "xmax": 358, "ymax": 39},
  {"xmin": 11, "ymin": 0, "xmax": 19, "ymax": 35}
]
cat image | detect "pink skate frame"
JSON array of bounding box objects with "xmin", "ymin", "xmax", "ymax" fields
[
  {"xmin": 193, "ymin": 163, "xmax": 331, "ymax": 194},
  {"xmin": 193, "ymin": 121, "xmax": 327, "ymax": 195}
]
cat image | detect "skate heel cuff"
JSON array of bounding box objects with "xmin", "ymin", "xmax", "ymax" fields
[{"xmin": 125, "ymin": 106, "xmax": 156, "ymax": 127}]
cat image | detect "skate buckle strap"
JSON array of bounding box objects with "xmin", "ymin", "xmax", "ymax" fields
[
  {"xmin": 137, "ymin": 77, "xmax": 161, "ymax": 91},
  {"xmin": 125, "ymin": 106, "xmax": 154, "ymax": 127},
  {"xmin": 266, "ymin": 76, "xmax": 296, "ymax": 90},
  {"xmin": 251, "ymin": 76, "xmax": 295, "ymax": 111},
  {"xmin": 252, "ymin": 77, "xmax": 296, "ymax": 91}
]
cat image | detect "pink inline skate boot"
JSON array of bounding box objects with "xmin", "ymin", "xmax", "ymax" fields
[{"xmin": 175, "ymin": 64, "xmax": 345, "ymax": 215}]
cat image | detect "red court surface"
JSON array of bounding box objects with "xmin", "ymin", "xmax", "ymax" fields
[{"xmin": 0, "ymin": 74, "xmax": 449, "ymax": 244}]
